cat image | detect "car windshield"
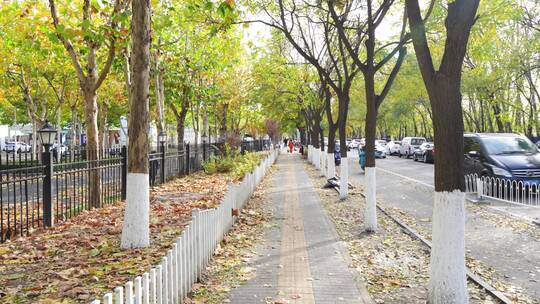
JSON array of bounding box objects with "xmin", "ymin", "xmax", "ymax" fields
[
  {"xmin": 482, "ymin": 136, "xmax": 538, "ymax": 155},
  {"xmin": 410, "ymin": 138, "xmax": 425, "ymax": 145},
  {"xmin": 394, "ymin": 141, "xmax": 401, "ymax": 145}
]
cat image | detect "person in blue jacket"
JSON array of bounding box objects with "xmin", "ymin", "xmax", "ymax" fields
[{"xmin": 358, "ymin": 144, "xmax": 366, "ymax": 171}]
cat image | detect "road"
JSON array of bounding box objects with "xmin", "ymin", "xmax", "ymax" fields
[{"xmin": 344, "ymin": 155, "xmax": 540, "ymax": 300}]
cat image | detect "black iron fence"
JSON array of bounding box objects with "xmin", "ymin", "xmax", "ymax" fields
[{"xmin": 1, "ymin": 140, "xmax": 270, "ymax": 242}]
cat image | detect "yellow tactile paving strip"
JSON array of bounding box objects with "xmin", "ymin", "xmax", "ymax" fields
[{"xmin": 277, "ymin": 164, "xmax": 316, "ymax": 304}]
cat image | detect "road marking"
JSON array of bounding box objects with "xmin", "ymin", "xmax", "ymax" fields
[{"xmin": 377, "ymin": 167, "xmax": 435, "ymax": 189}]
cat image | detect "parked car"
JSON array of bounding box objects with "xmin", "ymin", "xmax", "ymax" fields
[
  {"xmin": 385, "ymin": 140, "xmax": 401, "ymax": 155},
  {"xmin": 413, "ymin": 142, "xmax": 435, "ymax": 163},
  {"xmin": 5, "ymin": 141, "xmax": 31, "ymax": 153},
  {"xmin": 348, "ymin": 139, "xmax": 361, "ymax": 150},
  {"xmin": 375, "ymin": 143, "xmax": 387, "ymax": 158},
  {"xmin": 50, "ymin": 143, "xmax": 68, "ymax": 156},
  {"xmin": 399, "ymin": 137, "xmax": 427, "ymax": 158},
  {"xmin": 464, "ymin": 133, "xmax": 540, "ymax": 187},
  {"xmin": 376, "ymin": 140, "xmax": 387, "ymax": 147},
  {"xmin": 536, "ymin": 140, "xmax": 540, "ymax": 149}
]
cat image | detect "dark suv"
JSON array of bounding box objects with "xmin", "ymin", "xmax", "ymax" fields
[{"xmin": 464, "ymin": 133, "xmax": 540, "ymax": 186}]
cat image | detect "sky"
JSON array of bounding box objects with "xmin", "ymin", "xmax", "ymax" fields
[{"xmin": 240, "ymin": 2, "xmax": 405, "ymax": 53}]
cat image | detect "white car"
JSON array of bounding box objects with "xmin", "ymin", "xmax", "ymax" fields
[
  {"xmin": 399, "ymin": 137, "xmax": 427, "ymax": 158},
  {"xmin": 376, "ymin": 140, "xmax": 387, "ymax": 147},
  {"xmin": 5, "ymin": 141, "xmax": 31, "ymax": 153},
  {"xmin": 50, "ymin": 143, "xmax": 68, "ymax": 155},
  {"xmin": 360, "ymin": 138, "xmax": 366, "ymax": 146},
  {"xmin": 348, "ymin": 139, "xmax": 361, "ymax": 150},
  {"xmin": 385, "ymin": 140, "xmax": 401, "ymax": 155},
  {"xmin": 375, "ymin": 143, "xmax": 387, "ymax": 158}
]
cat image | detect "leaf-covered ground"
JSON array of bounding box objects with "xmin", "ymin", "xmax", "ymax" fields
[
  {"xmin": 0, "ymin": 172, "xmax": 231, "ymax": 303},
  {"xmin": 303, "ymin": 164, "xmax": 540, "ymax": 304}
]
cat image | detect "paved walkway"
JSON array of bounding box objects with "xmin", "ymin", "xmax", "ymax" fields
[{"xmin": 229, "ymin": 154, "xmax": 372, "ymax": 304}]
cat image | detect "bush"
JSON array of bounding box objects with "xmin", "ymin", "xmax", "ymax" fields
[{"xmin": 202, "ymin": 151, "xmax": 265, "ymax": 180}]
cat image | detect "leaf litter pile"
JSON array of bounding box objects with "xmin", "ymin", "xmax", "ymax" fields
[
  {"xmin": 0, "ymin": 171, "xmax": 231, "ymax": 303},
  {"xmin": 303, "ymin": 164, "xmax": 539, "ymax": 304}
]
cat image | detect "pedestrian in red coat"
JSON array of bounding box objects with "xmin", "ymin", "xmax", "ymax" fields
[{"xmin": 288, "ymin": 139, "xmax": 294, "ymax": 153}]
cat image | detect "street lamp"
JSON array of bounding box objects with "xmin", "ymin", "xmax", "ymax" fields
[
  {"xmin": 38, "ymin": 120, "xmax": 56, "ymax": 227},
  {"xmin": 158, "ymin": 131, "xmax": 167, "ymax": 146},
  {"xmin": 38, "ymin": 121, "xmax": 56, "ymax": 149},
  {"xmin": 158, "ymin": 131, "xmax": 167, "ymax": 182}
]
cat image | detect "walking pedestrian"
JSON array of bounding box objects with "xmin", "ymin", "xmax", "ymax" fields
[{"xmin": 288, "ymin": 139, "xmax": 294, "ymax": 153}]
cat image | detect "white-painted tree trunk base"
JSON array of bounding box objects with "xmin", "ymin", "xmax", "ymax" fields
[
  {"xmin": 319, "ymin": 149, "xmax": 325, "ymax": 176},
  {"xmin": 121, "ymin": 173, "xmax": 150, "ymax": 249},
  {"xmin": 429, "ymin": 190, "xmax": 468, "ymax": 304},
  {"xmin": 327, "ymin": 153, "xmax": 335, "ymax": 178},
  {"xmin": 339, "ymin": 157, "xmax": 348, "ymax": 199},
  {"xmin": 364, "ymin": 167, "xmax": 377, "ymax": 232}
]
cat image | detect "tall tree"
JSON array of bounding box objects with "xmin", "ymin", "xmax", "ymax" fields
[
  {"xmin": 121, "ymin": 0, "xmax": 151, "ymax": 249},
  {"xmin": 328, "ymin": 0, "xmax": 408, "ymax": 231},
  {"xmin": 48, "ymin": 0, "xmax": 128, "ymax": 208},
  {"xmin": 406, "ymin": 0, "xmax": 480, "ymax": 302}
]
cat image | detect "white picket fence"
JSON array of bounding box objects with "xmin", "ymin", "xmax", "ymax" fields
[{"xmin": 90, "ymin": 149, "xmax": 279, "ymax": 304}]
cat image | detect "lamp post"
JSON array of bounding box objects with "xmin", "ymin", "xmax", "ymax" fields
[
  {"xmin": 38, "ymin": 121, "xmax": 57, "ymax": 227},
  {"xmin": 158, "ymin": 132, "xmax": 166, "ymax": 183},
  {"xmin": 39, "ymin": 121, "xmax": 57, "ymax": 150}
]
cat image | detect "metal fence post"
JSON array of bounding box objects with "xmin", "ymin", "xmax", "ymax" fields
[
  {"xmin": 202, "ymin": 140, "xmax": 207, "ymax": 162},
  {"xmin": 476, "ymin": 177, "xmax": 483, "ymax": 200},
  {"xmin": 121, "ymin": 146, "xmax": 127, "ymax": 200},
  {"xmin": 161, "ymin": 141, "xmax": 166, "ymax": 183},
  {"xmin": 186, "ymin": 143, "xmax": 191, "ymax": 174},
  {"xmin": 42, "ymin": 149, "xmax": 54, "ymax": 227}
]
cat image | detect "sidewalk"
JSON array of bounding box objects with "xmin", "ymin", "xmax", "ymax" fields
[{"xmin": 228, "ymin": 154, "xmax": 372, "ymax": 304}]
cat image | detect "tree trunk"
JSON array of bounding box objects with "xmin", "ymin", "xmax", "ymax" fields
[
  {"xmin": 299, "ymin": 126, "xmax": 306, "ymax": 145},
  {"xmin": 57, "ymin": 108, "xmax": 62, "ymax": 162},
  {"xmin": 492, "ymin": 103, "xmax": 505, "ymax": 132},
  {"xmin": 364, "ymin": 70, "xmax": 378, "ymax": 232},
  {"xmin": 155, "ymin": 48, "xmax": 165, "ymax": 135},
  {"xmin": 406, "ymin": 0, "xmax": 479, "ymax": 301},
  {"xmin": 219, "ymin": 103, "xmax": 228, "ymax": 143},
  {"xmin": 121, "ymin": 0, "xmax": 151, "ymax": 249},
  {"xmin": 428, "ymin": 79, "xmax": 467, "ymax": 304},
  {"xmin": 338, "ymin": 113, "xmax": 349, "ymax": 199},
  {"xmin": 177, "ymin": 121, "xmax": 185, "ymax": 148},
  {"xmin": 99, "ymin": 101, "xmax": 109, "ymax": 152},
  {"xmin": 32, "ymin": 120, "xmax": 38, "ymax": 160},
  {"xmin": 83, "ymin": 89, "xmax": 101, "ymax": 209}
]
